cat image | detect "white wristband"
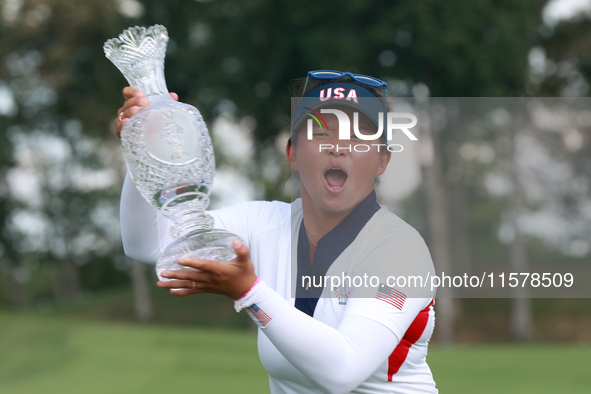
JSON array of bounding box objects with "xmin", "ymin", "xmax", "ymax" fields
[{"xmin": 234, "ymin": 277, "xmax": 263, "ymax": 312}]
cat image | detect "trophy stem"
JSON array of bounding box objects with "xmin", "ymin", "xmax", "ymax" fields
[
  {"xmin": 167, "ymin": 206, "xmax": 214, "ymax": 239},
  {"xmin": 158, "ymin": 184, "xmax": 213, "ymax": 239}
]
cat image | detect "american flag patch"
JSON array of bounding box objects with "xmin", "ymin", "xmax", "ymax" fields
[
  {"xmin": 248, "ymin": 304, "xmax": 272, "ymax": 327},
  {"xmin": 333, "ymin": 286, "xmax": 349, "ymax": 305},
  {"xmin": 376, "ymin": 284, "xmax": 406, "ymax": 310}
]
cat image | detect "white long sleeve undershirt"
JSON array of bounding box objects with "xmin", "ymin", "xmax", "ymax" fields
[{"xmin": 120, "ymin": 172, "xmax": 172, "ymax": 263}]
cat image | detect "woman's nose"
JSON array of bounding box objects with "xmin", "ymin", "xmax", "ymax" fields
[
  {"xmin": 325, "ymin": 140, "xmax": 348, "ymax": 156},
  {"xmin": 326, "ymin": 115, "xmax": 339, "ymax": 131}
]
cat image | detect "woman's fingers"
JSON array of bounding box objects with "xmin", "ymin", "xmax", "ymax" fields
[
  {"xmin": 115, "ymin": 88, "xmax": 149, "ymax": 137},
  {"xmin": 121, "ymin": 88, "xmax": 147, "ymax": 113},
  {"xmin": 115, "ymin": 89, "xmax": 179, "ymax": 137},
  {"xmin": 177, "ymin": 257, "xmax": 218, "ymax": 272},
  {"xmin": 123, "ymin": 86, "xmax": 143, "ymax": 99},
  {"xmin": 169, "ymin": 288, "xmax": 199, "ymax": 297},
  {"xmin": 118, "ymin": 98, "xmax": 147, "ymax": 119},
  {"xmin": 157, "ymin": 279, "xmax": 196, "ymax": 289},
  {"xmin": 157, "ymin": 279, "xmax": 207, "ymax": 297},
  {"xmin": 122, "ymin": 87, "xmax": 177, "ymax": 101},
  {"xmin": 233, "ymin": 239, "xmax": 250, "ymax": 264},
  {"xmin": 161, "ymin": 267, "xmax": 202, "ymax": 281},
  {"xmin": 158, "ymin": 242, "xmax": 256, "ymax": 299},
  {"xmin": 173, "ymin": 240, "xmax": 249, "ymax": 272}
]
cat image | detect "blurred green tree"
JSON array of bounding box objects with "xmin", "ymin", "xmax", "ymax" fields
[{"xmin": 0, "ymin": 0, "xmax": 132, "ymax": 308}]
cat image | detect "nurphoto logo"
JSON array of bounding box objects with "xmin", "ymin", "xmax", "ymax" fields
[{"xmin": 305, "ymin": 108, "xmax": 418, "ymax": 153}]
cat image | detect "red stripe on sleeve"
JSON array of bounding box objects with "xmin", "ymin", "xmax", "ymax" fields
[{"xmin": 387, "ymin": 299, "xmax": 434, "ymax": 381}]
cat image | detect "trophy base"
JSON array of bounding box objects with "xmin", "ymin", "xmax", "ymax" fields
[{"xmin": 156, "ymin": 229, "xmax": 240, "ymax": 281}]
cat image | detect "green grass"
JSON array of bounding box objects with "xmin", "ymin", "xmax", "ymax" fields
[
  {"xmin": 428, "ymin": 344, "xmax": 591, "ymax": 393},
  {"xmin": 0, "ymin": 312, "xmax": 268, "ymax": 394},
  {"xmin": 1, "ymin": 311, "xmax": 590, "ymax": 393}
]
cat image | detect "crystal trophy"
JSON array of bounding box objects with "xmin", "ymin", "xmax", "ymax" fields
[{"xmin": 104, "ymin": 25, "xmax": 240, "ymax": 280}]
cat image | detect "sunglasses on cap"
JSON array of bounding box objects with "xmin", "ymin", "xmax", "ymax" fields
[{"xmin": 304, "ymin": 70, "xmax": 388, "ymax": 99}]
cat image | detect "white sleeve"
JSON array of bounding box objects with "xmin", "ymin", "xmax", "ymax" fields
[
  {"xmin": 120, "ymin": 172, "xmax": 173, "ymax": 263},
  {"xmin": 120, "ymin": 172, "xmax": 260, "ymax": 263},
  {"xmin": 235, "ymin": 280, "xmax": 422, "ymax": 394}
]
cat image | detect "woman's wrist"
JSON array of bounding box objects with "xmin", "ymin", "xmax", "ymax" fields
[
  {"xmin": 234, "ymin": 277, "xmax": 261, "ymax": 302},
  {"xmin": 234, "ymin": 277, "xmax": 268, "ymax": 313}
]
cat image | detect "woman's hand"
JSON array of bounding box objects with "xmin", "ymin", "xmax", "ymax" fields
[
  {"xmin": 156, "ymin": 239, "xmax": 258, "ymax": 300},
  {"xmin": 114, "ymin": 87, "xmax": 179, "ymax": 138}
]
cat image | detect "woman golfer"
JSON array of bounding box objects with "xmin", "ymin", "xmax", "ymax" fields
[{"xmin": 117, "ymin": 70, "xmax": 438, "ymax": 394}]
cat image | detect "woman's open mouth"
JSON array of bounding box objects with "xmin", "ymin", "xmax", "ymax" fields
[{"xmin": 324, "ymin": 168, "xmax": 348, "ymax": 193}]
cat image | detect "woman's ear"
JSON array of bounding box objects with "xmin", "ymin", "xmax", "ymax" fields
[
  {"xmin": 286, "ymin": 139, "xmax": 298, "ymax": 171},
  {"xmin": 376, "ymin": 151, "xmax": 391, "ymax": 176}
]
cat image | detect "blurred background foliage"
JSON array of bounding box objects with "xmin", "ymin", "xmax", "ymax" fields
[{"xmin": 0, "ymin": 0, "xmax": 590, "ymax": 348}]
